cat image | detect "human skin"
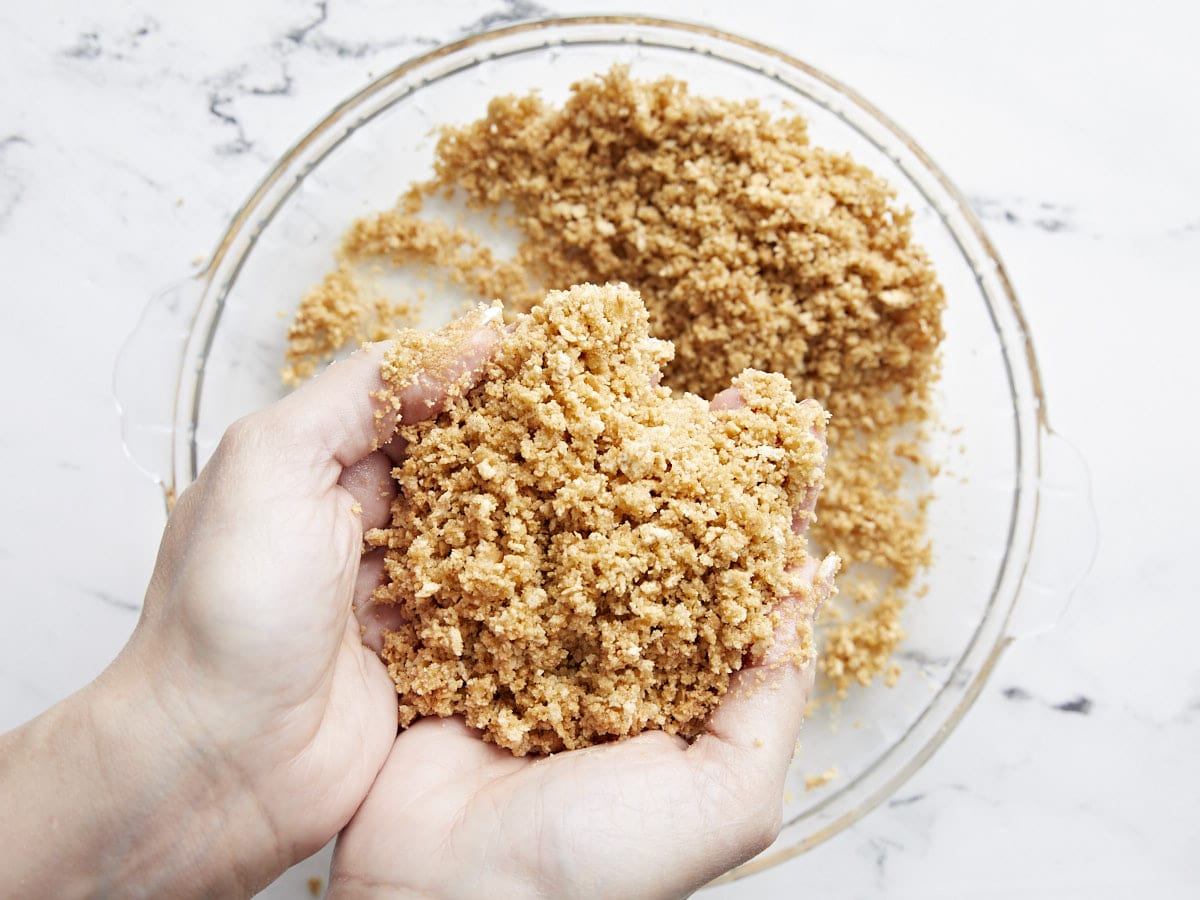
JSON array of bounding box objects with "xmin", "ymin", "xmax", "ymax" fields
[
  {"xmin": 0, "ymin": 312, "xmax": 501, "ymax": 898},
  {"xmin": 330, "ymin": 385, "xmax": 837, "ymax": 900},
  {"xmin": 0, "ymin": 308, "xmax": 833, "ymax": 899},
  {"xmin": 329, "ymin": 569, "xmax": 833, "ymax": 900}
]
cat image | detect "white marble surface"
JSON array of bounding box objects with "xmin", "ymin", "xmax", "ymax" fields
[{"xmin": 2, "ymin": 1, "xmax": 1198, "ymax": 896}]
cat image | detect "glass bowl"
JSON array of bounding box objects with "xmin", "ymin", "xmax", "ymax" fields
[{"xmin": 114, "ymin": 15, "xmax": 1095, "ymax": 883}]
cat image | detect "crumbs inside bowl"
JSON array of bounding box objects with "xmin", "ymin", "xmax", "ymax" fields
[
  {"xmin": 285, "ymin": 67, "xmax": 945, "ymax": 721},
  {"xmin": 178, "ymin": 18, "xmax": 1039, "ymax": 868},
  {"xmin": 368, "ymin": 283, "xmax": 831, "ymax": 756}
]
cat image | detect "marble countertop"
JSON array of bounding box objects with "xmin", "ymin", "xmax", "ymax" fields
[{"xmin": 2, "ymin": 1, "xmax": 1197, "ymax": 896}]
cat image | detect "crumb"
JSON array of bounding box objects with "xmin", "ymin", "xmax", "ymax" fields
[
  {"xmin": 283, "ymin": 264, "xmax": 422, "ymax": 385},
  {"xmin": 349, "ymin": 501, "xmax": 363, "ymax": 517},
  {"xmin": 307, "ymin": 875, "xmax": 323, "ymax": 896},
  {"xmin": 753, "ymin": 737, "xmax": 765, "ymax": 748},
  {"xmin": 820, "ymin": 590, "xmax": 905, "ymax": 698},
  {"xmin": 805, "ymin": 767, "xmax": 839, "ymax": 790},
  {"xmin": 372, "ymin": 284, "xmax": 827, "ymax": 755},
  {"xmin": 885, "ymin": 662, "xmax": 902, "ymax": 687},
  {"xmin": 287, "ymin": 66, "xmax": 945, "ymax": 697},
  {"xmin": 283, "ymin": 268, "xmax": 368, "ymax": 385},
  {"xmin": 414, "ymin": 67, "xmax": 941, "ymax": 597}
]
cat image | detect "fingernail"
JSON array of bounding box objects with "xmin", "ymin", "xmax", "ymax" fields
[{"xmin": 460, "ymin": 302, "xmax": 504, "ymax": 333}]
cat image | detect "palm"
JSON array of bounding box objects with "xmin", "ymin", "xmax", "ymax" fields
[
  {"xmin": 363, "ymin": 724, "xmax": 764, "ymax": 898},
  {"xmin": 331, "ymin": 374, "xmax": 833, "ymax": 899},
  {"xmin": 142, "ymin": 442, "xmax": 397, "ymax": 856},
  {"xmin": 134, "ymin": 320, "xmax": 502, "ymax": 874},
  {"xmin": 332, "ymin": 578, "xmax": 827, "ymax": 900}
]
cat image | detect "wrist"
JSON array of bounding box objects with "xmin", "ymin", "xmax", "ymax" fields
[
  {"xmin": 0, "ymin": 650, "xmax": 289, "ymax": 898},
  {"xmin": 83, "ymin": 647, "xmax": 291, "ymax": 896}
]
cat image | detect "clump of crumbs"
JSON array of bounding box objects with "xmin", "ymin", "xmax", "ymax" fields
[{"xmin": 366, "ymin": 282, "xmax": 829, "ymax": 755}]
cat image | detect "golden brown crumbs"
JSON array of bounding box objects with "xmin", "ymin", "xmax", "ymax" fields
[
  {"xmin": 369, "ymin": 302, "xmax": 502, "ymax": 442},
  {"xmin": 283, "ymin": 268, "xmax": 363, "ymax": 385},
  {"xmin": 885, "ymin": 662, "xmax": 902, "ymax": 688},
  {"xmin": 283, "ymin": 265, "xmax": 421, "ymax": 386},
  {"xmin": 307, "ymin": 875, "xmax": 323, "ymax": 897},
  {"xmin": 377, "ymin": 302, "xmax": 498, "ymax": 394},
  {"xmin": 369, "ymin": 283, "xmax": 827, "ymax": 755},
  {"xmin": 287, "ymin": 66, "xmax": 946, "ymax": 696},
  {"xmin": 821, "ymin": 592, "xmax": 905, "ymax": 697},
  {"xmin": 805, "ymin": 767, "xmax": 839, "ymax": 790},
  {"xmin": 345, "ymin": 212, "xmax": 535, "ymax": 311}
]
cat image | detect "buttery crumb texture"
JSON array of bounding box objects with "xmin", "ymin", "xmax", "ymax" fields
[
  {"xmin": 805, "ymin": 766, "xmax": 839, "ymax": 791},
  {"xmin": 368, "ymin": 283, "xmax": 827, "ymax": 755},
  {"xmin": 282, "ymin": 263, "xmax": 421, "ymax": 386},
  {"xmin": 287, "ymin": 66, "xmax": 945, "ymax": 698}
]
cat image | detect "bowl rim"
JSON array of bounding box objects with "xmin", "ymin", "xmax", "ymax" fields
[{"xmin": 170, "ymin": 14, "xmax": 1051, "ymax": 880}]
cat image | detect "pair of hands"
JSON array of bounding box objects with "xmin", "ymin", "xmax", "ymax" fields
[{"xmin": 4, "ymin": 313, "xmax": 832, "ymax": 899}]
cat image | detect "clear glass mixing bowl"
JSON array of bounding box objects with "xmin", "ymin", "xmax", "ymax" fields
[{"xmin": 115, "ymin": 16, "xmax": 1095, "ymax": 884}]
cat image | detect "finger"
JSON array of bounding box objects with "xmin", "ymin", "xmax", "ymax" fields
[
  {"xmin": 378, "ymin": 309, "xmax": 505, "ymax": 464},
  {"xmin": 337, "ymin": 451, "xmax": 397, "ymax": 530},
  {"xmin": 244, "ymin": 306, "xmax": 503, "ymax": 485},
  {"xmin": 265, "ymin": 342, "xmax": 397, "ymax": 474},
  {"xmin": 380, "ymin": 433, "xmax": 410, "ymax": 468},
  {"xmin": 386, "ymin": 307, "xmax": 504, "ymax": 426},
  {"xmin": 353, "ymin": 550, "xmax": 409, "ymax": 653},
  {"xmin": 693, "ymin": 553, "xmax": 839, "ymax": 775},
  {"xmin": 395, "ymin": 716, "xmax": 525, "ymax": 780},
  {"xmin": 709, "ymin": 386, "xmax": 744, "ymax": 411}
]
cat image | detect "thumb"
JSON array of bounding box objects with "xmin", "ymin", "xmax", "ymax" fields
[{"xmin": 242, "ymin": 306, "xmax": 503, "ymax": 485}]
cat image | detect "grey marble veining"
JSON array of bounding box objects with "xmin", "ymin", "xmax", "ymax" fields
[{"xmin": 1, "ymin": 1, "xmax": 1198, "ymax": 897}]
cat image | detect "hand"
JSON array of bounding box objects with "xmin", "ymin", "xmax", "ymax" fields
[
  {"xmin": 130, "ymin": 312, "xmax": 501, "ymax": 890},
  {"xmin": 330, "ymin": 567, "xmax": 836, "ymax": 900},
  {"xmin": 0, "ymin": 310, "xmax": 501, "ymax": 898},
  {"xmin": 329, "ymin": 387, "xmax": 837, "ymax": 900}
]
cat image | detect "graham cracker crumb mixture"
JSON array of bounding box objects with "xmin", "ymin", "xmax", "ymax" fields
[
  {"xmin": 286, "ymin": 66, "xmax": 945, "ymax": 698},
  {"xmin": 821, "ymin": 593, "xmax": 905, "ymax": 695},
  {"xmin": 372, "ymin": 302, "xmax": 503, "ymax": 436},
  {"xmin": 282, "ymin": 264, "xmax": 421, "ymax": 386},
  {"xmin": 283, "ymin": 210, "xmax": 543, "ymax": 385},
  {"xmin": 805, "ymin": 767, "xmax": 839, "ymax": 791},
  {"xmin": 367, "ymin": 283, "xmax": 828, "ymax": 755}
]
